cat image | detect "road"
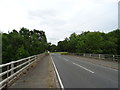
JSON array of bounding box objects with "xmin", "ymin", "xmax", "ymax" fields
[{"xmin": 51, "ymin": 53, "xmax": 118, "ymax": 88}]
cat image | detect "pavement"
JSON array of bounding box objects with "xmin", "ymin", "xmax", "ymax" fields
[
  {"xmin": 9, "ymin": 55, "xmax": 58, "ymax": 88},
  {"xmin": 51, "ymin": 53, "xmax": 118, "ymax": 88}
]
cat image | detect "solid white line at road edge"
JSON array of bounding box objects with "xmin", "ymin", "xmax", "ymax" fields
[
  {"xmin": 50, "ymin": 54, "xmax": 64, "ymax": 90},
  {"xmin": 72, "ymin": 63, "xmax": 95, "ymax": 73}
]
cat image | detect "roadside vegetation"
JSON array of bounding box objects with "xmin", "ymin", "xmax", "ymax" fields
[
  {"xmin": 2, "ymin": 28, "xmax": 120, "ymax": 63},
  {"xmin": 50, "ymin": 29, "xmax": 120, "ymax": 55},
  {"xmin": 50, "ymin": 52, "xmax": 68, "ymax": 54},
  {"xmin": 2, "ymin": 27, "xmax": 48, "ymax": 63}
]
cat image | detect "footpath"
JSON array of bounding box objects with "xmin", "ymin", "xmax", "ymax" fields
[{"xmin": 8, "ymin": 55, "xmax": 58, "ymax": 88}]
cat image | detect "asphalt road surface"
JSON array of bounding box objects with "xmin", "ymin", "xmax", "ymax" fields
[{"xmin": 51, "ymin": 53, "xmax": 118, "ymax": 88}]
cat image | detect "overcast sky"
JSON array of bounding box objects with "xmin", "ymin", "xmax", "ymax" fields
[{"xmin": 0, "ymin": 0, "xmax": 119, "ymax": 44}]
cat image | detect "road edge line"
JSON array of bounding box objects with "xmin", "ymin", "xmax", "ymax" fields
[{"xmin": 50, "ymin": 54, "xmax": 64, "ymax": 90}]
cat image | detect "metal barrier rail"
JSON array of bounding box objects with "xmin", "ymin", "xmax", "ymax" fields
[
  {"xmin": 0, "ymin": 54, "xmax": 44, "ymax": 90},
  {"xmin": 70, "ymin": 53, "xmax": 120, "ymax": 61}
]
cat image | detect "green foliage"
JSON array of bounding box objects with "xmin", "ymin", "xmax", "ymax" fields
[
  {"xmin": 57, "ymin": 38, "xmax": 69, "ymax": 52},
  {"xmin": 107, "ymin": 29, "xmax": 120, "ymax": 54},
  {"xmin": 49, "ymin": 44, "xmax": 57, "ymax": 52},
  {"xmin": 83, "ymin": 32, "xmax": 103, "ymax": 53},
  {"xmin": 2, "ymin": 27, "xmax": 48, "ymax": 63},
  {"xmin": 60, "ymin": 52, "xmax": 69, "ymax": 55},
  {"xmin": 15, "ymin": 46, "xmax": 29, "ymax": 60},
  {"xmin": 2, "ymin": 28, "xmax": 120, "ymax": 64},
  {"xmin": 57, "ymin": 29, "xmax": 120, "ymax": 55}
]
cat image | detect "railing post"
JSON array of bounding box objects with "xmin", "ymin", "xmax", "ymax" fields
[
  {"xmin": 26, "ymin": 57, "xmax": 30, "ymax": 70},
  {"xmin": 0, "ymin": 67, "xmax": 2, "ymax": 88},
  {"xmin": 29, "ymin": 57, "xmax": 31, "ymax": 65},
  {"xmin": 34, "ymin": 55, "xmax": 37, "ymax": 63},
  {"xmin": 6, "ymin": 65, "xmax": 9, "ymax": 87},
  {"xmin": 11, "ymin": 62, "xmax": 14, "ymax": 75},
  {"xmin": 99, "ymin": 54, "xmax": 101, "ymax": 59},
  {"xmin": 83, "ymin": 53, "xmax": 85, "ymax": 57},
  {"xmin": 90, "ymin": 54, "xmax": 91, "ymax": 57},
  {"xmin": 36, "ymin": 55, "xmax": 38, "ymax": 61},
  {"xmin": 113, "ymin": 55, "xmax": 115, "ymax": 61},
  {"xmin": 7, "ymin": 65, "xmax": 9, "ymax": 78}
]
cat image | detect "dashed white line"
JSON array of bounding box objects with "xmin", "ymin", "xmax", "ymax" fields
[
  {"xmin": 66, "ymin": 56, "xmax": 118, "ymax": 72},
  {"xmin": 50, "ymin": 54, "xmax": 64, "ymax": 90},
  {"xmin": 63, "ymin": 58, "xmax": 69, "ymax": 61},
  {"xmin": 72, "ymin": 63, "xmax": 95, "ymax": 73}
]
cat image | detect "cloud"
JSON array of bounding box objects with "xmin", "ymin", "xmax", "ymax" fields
[
  {"xmin": 0, "ymin": 0, "xmax": 119, "ymax": 44},
  {"xmin": 28, "ymin": 10, "xmax": 57, "ymax": 19}
]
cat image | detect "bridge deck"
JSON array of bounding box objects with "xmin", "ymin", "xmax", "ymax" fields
[{"xmin": 9, "ymin": 55, "xmax": 57, "ymax": 88}]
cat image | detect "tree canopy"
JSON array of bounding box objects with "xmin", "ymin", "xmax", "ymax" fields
[
  {"xmin": 56, "ymin": 29, "xmax": 120, "ymax": 55},
  {"xmin": 2, "ymin": 27, "xmax": 48, "ymax": 63},
  {"xmin": 2, "ymin": 28, "xmax": 120, "ymax": 64}
]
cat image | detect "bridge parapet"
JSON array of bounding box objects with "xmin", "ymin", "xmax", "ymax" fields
[
  {"xmin": 69, "ymin": 53, "xmax": 120, "ymax": 61},
  {"xmin": 0, "ymin": 53, "xmax": 46, "ymax": 90}
]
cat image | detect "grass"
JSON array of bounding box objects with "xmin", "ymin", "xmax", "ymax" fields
[{"xmin": 50, "ymin": 52, "xmax": 69, "ymax": 55}]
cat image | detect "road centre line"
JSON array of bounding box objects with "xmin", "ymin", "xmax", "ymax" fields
[
  {"xmin": 65, "ymin": 56, "xmax": 118, "ymax": 72},
  {"xmin": 76, "ymin": 59, "xmax": 118, "ymax": 72},
  {"xmin": 63, "ymin": 58, "xmax": 69, "ymax": 61},
  {"xmin": 72, "ymin": 62, "xmax": 95, "ymax": 73}
]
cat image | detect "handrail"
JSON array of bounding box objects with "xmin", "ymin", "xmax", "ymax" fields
[
  {"xmin": 70, "ymin": 53, "xmax": 120, "ymax": 61},
  {"xmin": 0, "ymin": 55, "xmax": 35, "ymax": 68},
  {"xmin": 0, "ymin": 53, "xmax": 45, "ymax": 90},
  {"xmin": 0, "ymin": 58, "xmax": 34, "ymax": 77}
]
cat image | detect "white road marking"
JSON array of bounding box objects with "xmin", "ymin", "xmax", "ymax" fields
[
  {"xmin": 72, "ymin": 63, "xmax": 95, "ymax": 73},
  {"xmin": 63, "ymin": 58, "xmax": 69, "ymax": 61},
  {"xmin": 67, "ymin": 56, "xmax": 118, "ymax": 72},
  {"xmin": 50, "ymin": 54, "xmax": 64, "ymax": 90}
]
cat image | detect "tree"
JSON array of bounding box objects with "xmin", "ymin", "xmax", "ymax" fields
[
  {"xmin": 56, "ymin": 30, "xmax": 119, "ymax": 55},
  {"xmin": 2, "ymin": 27, "xmax": 48, "ymax": 63},
  {"xmin": 67, "ymin": 33, "xmax": 78, "ymax": 53},
  {"xmin": 50, "ymin": 44, "xmax": 57, "ymax": 52},
  {"xmin": 15, "ymin": 46, "xmax": 29, "ymax": 60},
  {"xmin": 83, "ymin": 32, "xmax": 103, "ymax": 53}
]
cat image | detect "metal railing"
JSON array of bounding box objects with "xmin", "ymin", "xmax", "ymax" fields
[
  {"xmin": 0, "ymin": 53, "xmax": 45, "ymax": 90},
  {"xmin": 70, "ymin": 53, "xmax": 120, "ymax": 61}
]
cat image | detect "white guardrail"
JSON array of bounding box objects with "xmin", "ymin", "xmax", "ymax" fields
[
  {"xmin": 0, "ymin": 53, "xmax": 45, "ymax": 90},
  {"xmin": 71, "ymin": 53, "xmax": 120, "ymax": 61}
]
